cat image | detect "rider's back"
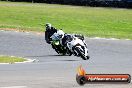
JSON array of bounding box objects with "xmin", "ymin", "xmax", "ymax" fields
[{"xmin": 45, "ymin": 27, "xmax": 57, "ymax": 44}]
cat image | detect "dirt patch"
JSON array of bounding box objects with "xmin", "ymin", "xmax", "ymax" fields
[{"xmin": 0, "ymin": 28, "xmax": 44, "ymax": 36}]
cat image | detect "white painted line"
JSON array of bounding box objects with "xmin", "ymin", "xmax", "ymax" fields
[
  {"xmin": 0, "ymin": 63, "xmax": 10, "ymax": 64},
  {"xmin": 0, "ymin": 55, "xmax": 38, "ymax": 64},
  {"xmin": 0, "ymin": 86, "xmax": 27, "ymax": 88},
  {"xmin": 15, "ymin": 31, "xmax": 19, "ymax": 33},
  {"xmin": 109, "ymin": 38, "xmax": 119, "ymax": 40},
  {"xmin": 125, "ymin": 39, "xmax": 131, "ymax": 40},
  {"xmin": 0, "ymin": 30, "xmax": 4, "ymax": 31},
  {"xmin": 89, "ymin": 37, "xmax": 131, "ymax": 41},
  {"xmin": 26, "ymin": 32, "xmax": 30, "ymax": 34},
  {"xmin": 15, "ymin": 59, "xmax": 38, "ymax": 64}
]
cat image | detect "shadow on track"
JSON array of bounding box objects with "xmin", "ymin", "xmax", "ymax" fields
[
  {"xmin": 57, "ymin": 60, "xmax": 78, "ymax": 61},
  {"xmin": 24, "ymin": 54, "xmax": 70, "ymax": 58},
  {"xmin": 24, "ymin": 55, "xmax": 79, "ymax": 62}
]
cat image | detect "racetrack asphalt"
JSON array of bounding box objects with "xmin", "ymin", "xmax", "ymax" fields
[{"xmin": 0, "ymin": 30, "xmax": 132, "ymax": 88}]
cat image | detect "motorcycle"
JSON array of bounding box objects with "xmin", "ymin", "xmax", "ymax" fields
[
  {"xmin": 50, "ymin": 32, "xmax": 72, "ymax": 56},
  {"xmin": 66, "ymin": 35, "xmax": 90, "ymax": 60}
]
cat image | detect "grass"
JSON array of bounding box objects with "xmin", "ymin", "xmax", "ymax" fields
[
  {"xmin": 0, "ymin": 56, "xmax": 26, "ymax": 63},
  {"xmin": 0, "ymin": 1, "xmax": 132, "ymax": 39}
]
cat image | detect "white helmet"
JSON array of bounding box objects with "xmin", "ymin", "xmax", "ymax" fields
[
  {"xmin": 45, "ymin": 23, "xmax": 51, "ymax": 29},
  {"xmin": 56, "ymin": 30, "xmax": 65, "ymax": 39}
]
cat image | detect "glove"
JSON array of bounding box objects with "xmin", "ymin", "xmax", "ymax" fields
[{"xmin": 47, "ymin": 41, "xmax": 51, "ymax": 44}]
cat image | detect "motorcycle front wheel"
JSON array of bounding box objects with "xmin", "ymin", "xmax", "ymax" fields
[
  {"xmin": 52, "ymin": 44, "xmax": 67, "ymax": 55},
  {"xmin": 75, "ymin": 47, "xmax": 89, "ymax": 60}
]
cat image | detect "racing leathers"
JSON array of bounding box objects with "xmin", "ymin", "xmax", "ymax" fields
[{"xmin": 45, "ymin": 27, "xmax": 57, "ymax": 44}]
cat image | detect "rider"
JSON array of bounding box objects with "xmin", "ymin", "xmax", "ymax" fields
[
  {"xmin": 45, "ymin": 23, "xmax": 85, "ymax": 48},
  {"xmin": 45, "ymin": 23, "xmax": 57, "ymax": 44}
]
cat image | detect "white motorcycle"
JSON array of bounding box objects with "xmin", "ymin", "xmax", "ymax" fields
[{"xmin": 66, "ymin": 35, "xmax": 89, "ymax": 60}]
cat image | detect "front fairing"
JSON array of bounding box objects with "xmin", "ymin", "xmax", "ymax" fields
[{"xmin": 53, "ymin": 40, "xmax": 60, "ymax": 45}]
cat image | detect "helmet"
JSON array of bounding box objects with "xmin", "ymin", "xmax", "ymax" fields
[
  {"xmin": 56, "ymin": 30, "xmax": 65, "ymax": 39},
  {"xmin": 66, "ymin": 34, "xmax": 73, "ymax": 42},
  {"xmin": 45, "ymin": 23, "xmax": 52, "ymax": 30}
]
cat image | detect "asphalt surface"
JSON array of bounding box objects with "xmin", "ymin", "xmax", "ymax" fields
[{"xmin": 0, "ymin": 30, "xmax": 132, "ymax": 88}]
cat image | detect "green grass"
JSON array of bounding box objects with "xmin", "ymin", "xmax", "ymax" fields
[
  {"xmin": 0, "ymin": 1, "xmax": 132, "ymax": 39},
  {"xmin": 0, "ymin": 56, "xmax": 26, "ymax": 63}
]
